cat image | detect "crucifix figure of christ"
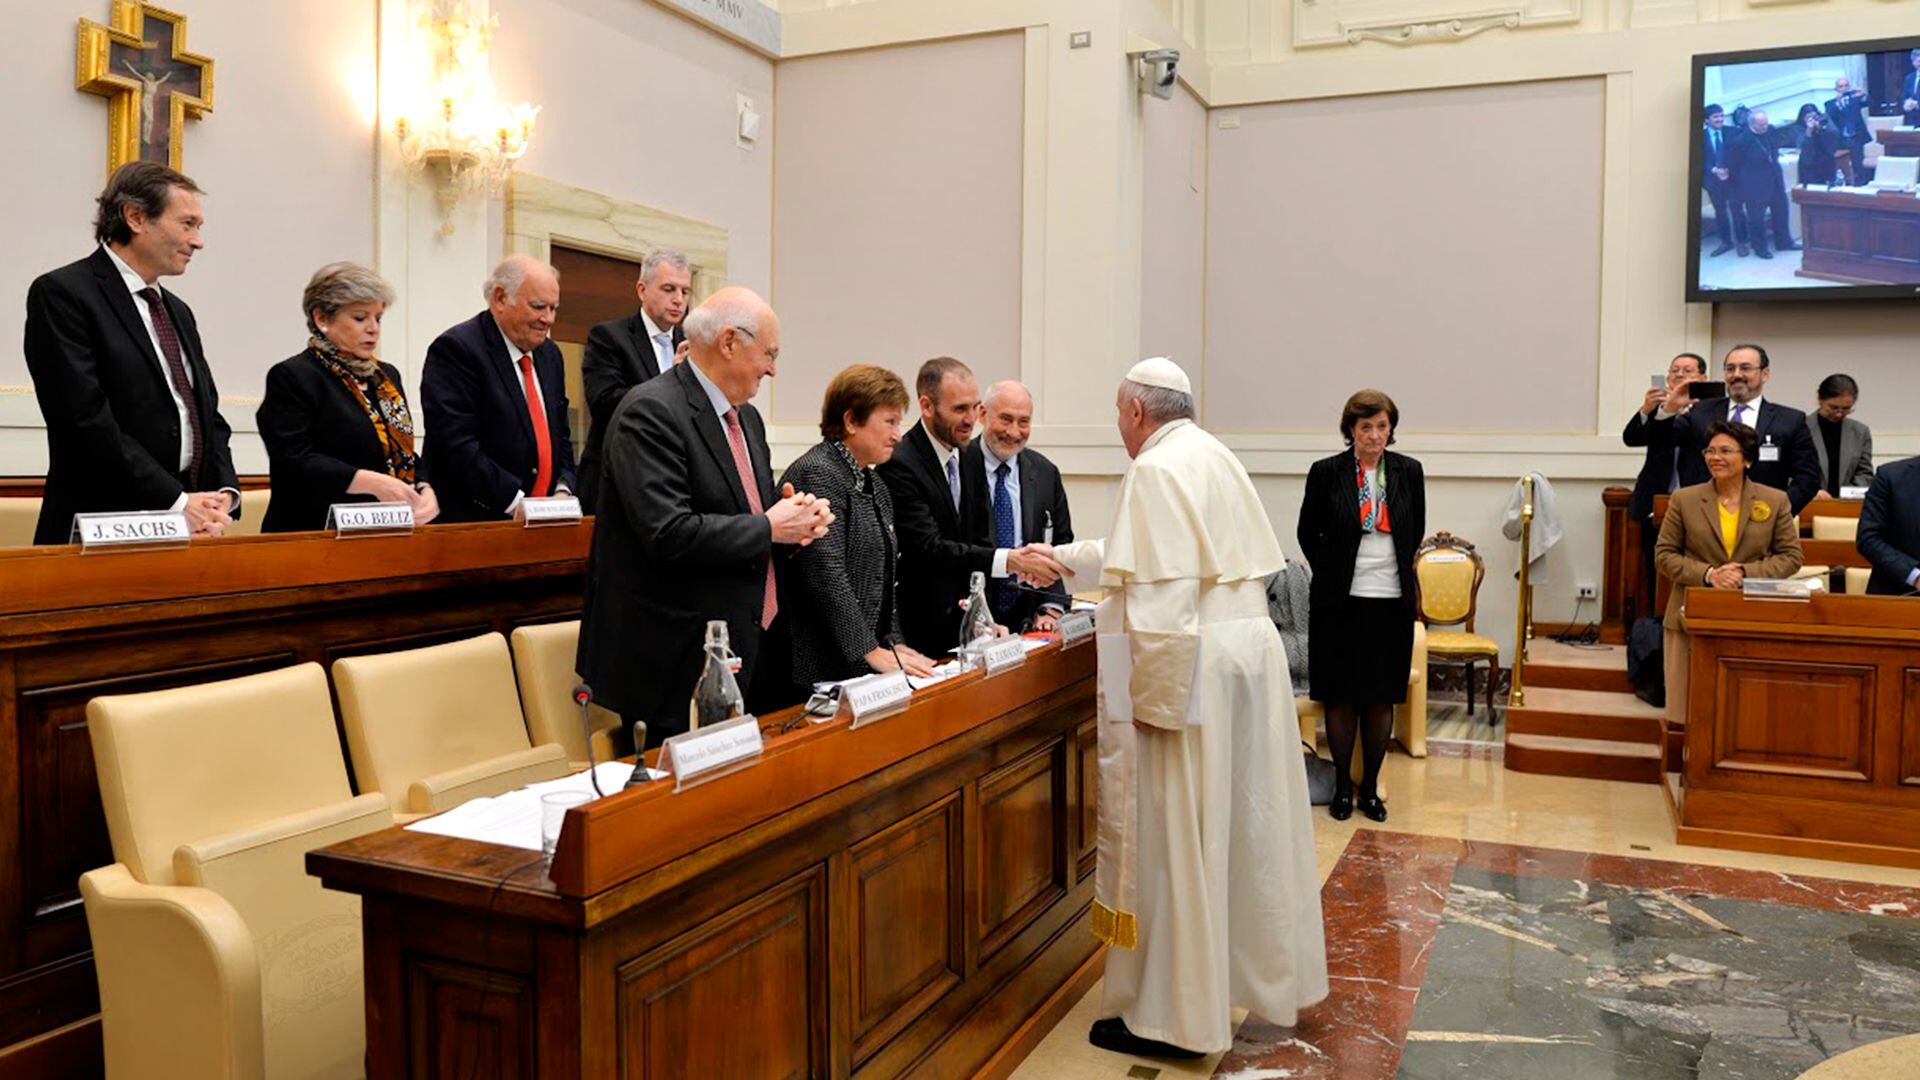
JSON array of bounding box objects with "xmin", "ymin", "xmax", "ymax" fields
[{"xmin": 76, "ymin": 2, "xmax": 214, "ymax": 175}]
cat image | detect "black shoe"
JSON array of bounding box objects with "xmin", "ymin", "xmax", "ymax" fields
[
  {"xmin": 1329, "ymin": 792, "xmax": 1353, "ymax": 821},
  {"xmin": 1779, "ymin": 241, "xmax": 1801, "ymax": 252},
  {"xmin": 1089, "ymin": 1018, "xmax": 1206, "ymax": 1060},
  {"xmin": 1358, "ymin": 794, "xmax": 1388, "ymax": 823},
  {"xmin": 1755, "ymin": 247, "xmax": 1773, "ymax": 260},
  {"xmin": 1710, "ymin": 242, "xmax": 1734, "ymax": 257}
]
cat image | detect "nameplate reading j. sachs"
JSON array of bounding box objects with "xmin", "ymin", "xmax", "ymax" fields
[
  {"xmin": 842, "ymin": 671, "xmax": 913, "ymax": 729},
  {"xmin": 661, "ymin": 715, "xmax": 763, "ymax": 792},
  {"xmin": 519, "ymin": 495, "xmax": 583, "ymax": 527},
  {"xmin": 980, "ymin": 636, "xmax": 1028, "ymax": 676},
  {"xmin": 327, "ymin": 501, "xmax": 415, "ymax": 537},
  {"xmin": 71, "ymin": 510, "xmax": 191, "ymax": 552},
  {"xmin": 1056, "ymin": 611, "xmax": 1095, "ymax": 649}
]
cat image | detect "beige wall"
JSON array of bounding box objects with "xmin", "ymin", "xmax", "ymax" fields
[
  {"xmin": 1139, "ymin": 83, "xmax": 1209, "ymax": 376},
  {"xmin": 1712, "ymin": 301, "xmax": 1920, "ymax": 448},
  {"xmin": 1205, "ymin": 78, "xmax": 1606, "ymax": 434},
  {"xmin": 0, "ymin": 0, "xmax": 377, "ymax": 470},
  {"xmin": 769, "ymin": 31, "xmax": 1026, "ymax": 426}
]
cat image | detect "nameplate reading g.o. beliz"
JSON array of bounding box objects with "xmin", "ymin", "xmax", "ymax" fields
[
  {"xmin": 660, "ymin": 715, "xmax": 763, "ymax": 791},
  {"xmin": 327, "ymin": 501, "xmax": 415, "ymax": 536},
  {"xmin": 842, "ymin": 671, "xmax": 913, "ymax": 728},
  {"xmin": 1056, "ymin": 611, "xmax": 1095, "ymax": 648},
  {"xmin": 71, "ymin": 510, "xmax": 191, "ymax": 551},
  {"xmin": 519, "ymin": 495, "xmax": 583, "ymax": 527},
  {"xmin": 979, "ymin": 636, "xmax": 1028, "ymax": 676}
]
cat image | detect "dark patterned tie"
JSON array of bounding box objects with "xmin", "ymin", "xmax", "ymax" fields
[
  {"xmin": 136, "ymin": 287, "xmax": 202, "ymax": 483},
  {"xmin": 991, "ymin": 461, "xmax": 1018, "ymax": 620}
]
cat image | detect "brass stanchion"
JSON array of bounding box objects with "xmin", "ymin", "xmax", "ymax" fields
[{"xmin": 1510, "ymin": 475, "xmax": 1535, "ymax": 709}]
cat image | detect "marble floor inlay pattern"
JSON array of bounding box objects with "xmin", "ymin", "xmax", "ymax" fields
[{"xmin": 1211, "ymin": 831, "xmax": 1920, "ymax": 1079}]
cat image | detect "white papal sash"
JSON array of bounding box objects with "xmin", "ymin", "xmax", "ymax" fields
[{"xmin": 1091, "ymin": 613, "xmax": 1140, "ymax": 950}]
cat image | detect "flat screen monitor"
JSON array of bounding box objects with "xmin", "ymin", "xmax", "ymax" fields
[{"xmin": 1687, "ymin": 35, "xmax": 1920, "ymax": 302}]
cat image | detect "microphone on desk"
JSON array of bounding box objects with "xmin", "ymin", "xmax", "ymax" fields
[{"xmin": 572, "ymin": 683, "xmax": 605, "ymax": 798}]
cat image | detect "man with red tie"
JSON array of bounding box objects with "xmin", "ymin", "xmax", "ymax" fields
[
  {"xmin": 24, "ymin": 161, "xmax": 240, "ymax": 544},
  {"xmin": 578, "ymin": 287, "xmax": 834, "ymax": 746},
  {"xmin": 421, "ymin": 255, "xmax": 576, "ymax": 522}
]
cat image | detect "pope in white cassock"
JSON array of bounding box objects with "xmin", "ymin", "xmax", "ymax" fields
[{"xmin": 1050, "ymin": 357, "xmax": 1327, "ymax": 1059}]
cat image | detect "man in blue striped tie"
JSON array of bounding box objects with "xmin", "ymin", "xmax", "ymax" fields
[{"xmin": 978, "ymin": 380, "xmax": 1075, "ymax": 632}]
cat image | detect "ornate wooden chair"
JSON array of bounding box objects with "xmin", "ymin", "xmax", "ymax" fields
[{"xmin": 1413, "ymin": 532, "xmax": 1501, "ymax": 718}]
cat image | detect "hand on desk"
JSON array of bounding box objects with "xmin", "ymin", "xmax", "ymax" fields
[
  {"xmin": 183, "ymin": 491, "xmax": 232, "ymax": 536},
  {"xmin": 867, "ymin": 644, "xmax": 935, "ymax": 679},
  {"xmin": 1707, "ymin": 563, "xmax": 1745, "ymax": 589}
]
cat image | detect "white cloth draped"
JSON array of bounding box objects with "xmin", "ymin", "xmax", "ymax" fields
[{"xmin": 1053, "ymin": 419, "xmax": 1328, "ymax": 1053}]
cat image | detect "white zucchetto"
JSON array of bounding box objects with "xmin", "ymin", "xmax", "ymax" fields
[{"xmin": 1124, "ymin": 356, "xmax": 1191, "ymax": 394}]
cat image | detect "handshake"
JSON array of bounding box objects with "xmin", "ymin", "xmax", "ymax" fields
[{"xmin": 1007, "ymin": 542, "xmax": 1070, "ymax": 588}]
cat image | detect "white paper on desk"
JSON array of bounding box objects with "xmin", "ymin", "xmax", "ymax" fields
[{"xmin": 404, "ymin": 762, "xmax": 668, "ymax": 851}]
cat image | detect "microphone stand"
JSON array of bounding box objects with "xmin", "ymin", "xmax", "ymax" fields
[{"xmin": 572, "ymin": 684, "xmax": 606, "ymax": 797}]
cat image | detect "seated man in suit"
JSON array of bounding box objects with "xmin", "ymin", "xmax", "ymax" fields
[
  {"xmin": 1724, "ymin": 110, "xmax": 1797, "ymax": 259},
  {"xmin": 1654, "ymin": 343, "xmax": 1822, "ymax": 513},
  {"xmin": 1699, "ymin": 105, "xmax": 1743, "ymax": 257},
  {"xmin": 25, "ymin": 160, "xmax": 239, "ymax": 544},
  {"xmin": 421, "ymin": 255, "xmax": 575, "ymax": 522},
  {"xmin": 1824, "ymin": 79, "xmax": 1871, "ymax": 184},
  {"xmin": 1622, "ymin": 352, "xmax": 1706, "ymax": 602},
  {"xmin": 1808, "ymin": 373, "xmax": 1874, "ymax": 497},
  {"xmin": 1859, "ymin": 455, "xmax": 1920, "ymax": 596},
  {"xmin": 877, "ymin": 357, "xmax": 1064, "ymax": 657},
  {"xmin": 576, "ymin": 249, "xmax": 692, "ymax": 514},
  {"xmin": 978, "ymin": 380, "xmax": 1074, "ymax": 632},
  {"xmin": 577, "ymin": 287, "xmax": 834, "ymax": 747}
]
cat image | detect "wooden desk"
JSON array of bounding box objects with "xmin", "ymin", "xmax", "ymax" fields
[
  {"xmin": 310, "ymin": 643, "xmax": 1101, "ymax": 1080},
  {"xmin": 0, "ymin": 523, "xmax": 590, "ymax": 1075},
  {"xmin": 1876, "ymin": 127, "xmax": 1920, "ymax": 157},
  {"xmin": 1790, "ymin": 188, "xmax": 1920, "ymax": 284},
  {"xmin": 1677, "ymin": 590, "xmax": 1920, "ymax": 869}
]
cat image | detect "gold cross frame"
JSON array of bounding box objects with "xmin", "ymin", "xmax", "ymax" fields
[{"xmin": 76, "ymin": 1, "xmax": 214, "ymax": 177}]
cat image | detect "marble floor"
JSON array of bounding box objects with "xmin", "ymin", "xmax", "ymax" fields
[{"xmin": 1008, "ymin": 738, "xmax": 1920, "ymax": 1080}]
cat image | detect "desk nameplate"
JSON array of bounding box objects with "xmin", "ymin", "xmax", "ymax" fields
[
  {"xmin": 71, "ymin": 510, "xmax": 191, "ymax": 552},
  {"xmin": 662, "ymin": 715, "xmax": 763, "ymax": 792},
  {"xmin": 327, "ymin": 501, "xmax": 415, "ymax": 537},
  {"xmin": 980, "ymin": 637, "xmax": 1027, "ymax": 676},
  {"xmin": 843, "ymin": 672, "xmax": 913, "ymax": 729},
  {"xmin": 519, "ymin": 495, "xmax": 583, "ymax": 527}
]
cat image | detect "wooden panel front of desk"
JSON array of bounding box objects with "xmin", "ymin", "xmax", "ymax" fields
[
  {"xmin": 310, "ymin": 646, "xmax": 1101, "ymax": 1080},
  {"xmin": 0, "ymin": 524, "xmax": 590, "ymax": 1074},
  {"xmin": 1791, "ymin": 188, "xmax": 1920, "ymax": 284},
  {"xmin": 1680, "ymin": 590, "xmax": 1920, "ymax": 868}
]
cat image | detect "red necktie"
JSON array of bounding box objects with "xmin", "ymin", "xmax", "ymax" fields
[
  {"xmin": 725, "ymin": 407, "xmax": 778, "ymax": 628},
  {"xmin": 136, "ymin": 287, "xmax": 203, "ymax": 483},
  {"xmin": 517, "ymin": 354, "xmax": 552, "ymax": 498}
]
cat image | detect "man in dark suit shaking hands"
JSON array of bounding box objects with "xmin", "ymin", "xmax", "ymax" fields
[
  {"xmin": 1652, "ymin": 343, "xmax": 1822, "ymax": 513},
  {"xmin": 577, "ymin": 287, "xmax": 834, "ymax": 746},
  {"xmin": 977, "ymin": 380, "xmax": 1074, "ymax": 631},
  {"xmin": 24, "ymin": 161, "xmax": 240, "ymax": 544},
  {"xmin": 421, "ymin": 255, "xmax": 576, "ymax": 522},
  {"xmin": 576, "ymin": 249, "xmax": 692, "ymax": 514}
]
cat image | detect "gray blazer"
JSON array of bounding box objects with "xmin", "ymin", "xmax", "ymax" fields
[{"xmin": 1806, "ymin": 413, "xmax": 1874, "ymax": 492}]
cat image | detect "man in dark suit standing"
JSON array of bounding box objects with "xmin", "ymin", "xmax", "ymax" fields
[
  {"xmin": 977, "ymin": 380, "xmax": 1075, "ymax": 631},
  {"xmin": 577, "ymin": 287, "xmax": 834, "ymax": 746},
  {"xmin": 1725, "ymin": 110, "xmax": 1798, "ymax": 259},
  {"xmin": 1699, "ymin": 105, "xmax": 1743, "ymax": 257},
  {"xmin": 421, "ymin": 255, "xmax": 576, "ymax": 522},
  {"xmin": 24, "ymin": 161, "xmax": 240, "ymax": 545},
  {"xmin": 878, "ymin": 358, "xmax": 1065, "ymax": 657},
  {"xmin": 1857, "ymin": 454, "xmax": 1920, "ymax": 596},
  {"xmin": 1655, "ymin": 343, "xmax": 1822, "ymax": 512},
  {"xmin": 1824, "ymin": 79, "xmax": 1871, "ymax": 185},
  {"xmin": 576, "ymin": 249, "xmax": 692, "ymax": 514},
  {"xmin": 1903, "ymin": 49, "xmax": 1920, "ymax": 130},
  {"xmin": 1622, "ymin": 352, "xmax": 1706, "ymax": 602}
]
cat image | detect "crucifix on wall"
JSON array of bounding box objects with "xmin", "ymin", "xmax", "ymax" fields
[{"xmin": 76, "ymin": 1, "xmax": 214, "ymax": 176}]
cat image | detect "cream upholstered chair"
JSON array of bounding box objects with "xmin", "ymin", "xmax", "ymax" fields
[
  {"xmin": 333, "ymin": 631, "xmax": 569, "ymax": 818},
  {"xmin": 1296, "ymin": 621, "xmax": 1428, "ymax": 781},
  {"xmin": 1413, "ymin": 532, "xmax": 1502, "ymax": 718},
  {"xmin": 1844, "ymin": 567, "xmax": 1871, "ymax": 595},
  {"xmin": 0, "ymin": 496, "xmax": 40, "ymax": 548},
  {"xmin": 1811, "ymin": 515, "xmax": 1859, "ymax": 542},
  {"xmin": 227, "ymin": 489, "xmax": 271, "ymax": 537},
  {"xmin": 1870, "ymin": 155, "xmax": 1918, "ymax": 190},
  {"xmin": 510, "ymin": 620, "xmax": 623, "ymax": 769},
  {"xmin": 80, "ymin": 662, "xmax": 391, "ymax": 1080}
]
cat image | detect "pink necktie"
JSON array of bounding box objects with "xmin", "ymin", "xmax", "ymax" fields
[{"xmin": 725, "ymin": 408, "xmax": 778, "ymax": 628}]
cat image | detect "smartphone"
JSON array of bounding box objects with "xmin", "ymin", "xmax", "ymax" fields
[
  {"xmin": 1650, "ymin": 374, "xmax": 1665, "ymax": 389},
  {"xmin": 1690, "ymin": 380, "xmax": 1727, "ymax": 400}
]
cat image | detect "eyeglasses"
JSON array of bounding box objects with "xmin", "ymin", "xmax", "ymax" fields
[
  {"xmin": 1702, "ymin": 447, "xmax": 1744, "ymax": 458},
  {"xmin": 730, "ymin": 325, "xmax": 778, "ymax": 361},
  {"xmin": 1724, "ymin": 364, "xmax": 1762, "ymax": 375}
]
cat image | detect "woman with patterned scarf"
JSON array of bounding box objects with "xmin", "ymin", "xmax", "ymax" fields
[{"xmin": 257, "ymin": 262, "xmax": 439, "ymax": 531}]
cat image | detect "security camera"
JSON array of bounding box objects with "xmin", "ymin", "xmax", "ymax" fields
[{"xmin": 1135, "ymin": 48, "xmax": 1180, "ymax": 100}]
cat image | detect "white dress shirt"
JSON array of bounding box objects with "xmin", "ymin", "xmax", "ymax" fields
[
  {"xmin": 640, "ymin": 309, "xmax": 676, "ymax": 374},
  {"xmin": 923, "ymin": 421, "xmax": 1010, "ymax": 578}
]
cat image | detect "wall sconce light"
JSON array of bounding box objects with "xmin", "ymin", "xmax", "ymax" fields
[{"xmin": 392, "ymin": 3, "xmax": 539, "ymax": 228}]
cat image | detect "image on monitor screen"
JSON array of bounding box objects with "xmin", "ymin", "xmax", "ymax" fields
[{"xmin": 1689, "ymin": 38, "xmax": 1920, "ymax": 302}]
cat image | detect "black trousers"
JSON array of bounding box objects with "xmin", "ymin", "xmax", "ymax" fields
[
  {"xmin": 1739, "ymin": 195, "xmax": 1793, "ymax": 251},
  {"xmin": 1703, "ymin": 183, "xmax": 1744, "ymax": 246}
]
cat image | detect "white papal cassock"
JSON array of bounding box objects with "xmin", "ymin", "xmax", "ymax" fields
[{"xmin": 1054, "ymin": 417, "xmax": 1328, "ymax": 1054}]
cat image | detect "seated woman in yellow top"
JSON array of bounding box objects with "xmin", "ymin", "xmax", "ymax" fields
[{"xmin": 1654, "ymin": 419, "xmax": 1803, "ymax": 727}]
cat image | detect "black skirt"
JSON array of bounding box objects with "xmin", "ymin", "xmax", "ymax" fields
[{"xmin": 1307, "ymin": 596, "xmax": 1414, "ymax": 706}]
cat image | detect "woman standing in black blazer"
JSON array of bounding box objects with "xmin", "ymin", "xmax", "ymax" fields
[
  {"xmin": 257, "ymin": 263, "xmax": 438, "ymax": 532},
  {"xmin": 779, "ymin": 365, "xmax": 939, "ymax": 692},
  {"xmin": 1296, "ymin": 390, "xmax": 1425, "ymax": 823}
]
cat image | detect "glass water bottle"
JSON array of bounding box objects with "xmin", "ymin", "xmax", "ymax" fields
[
  {"xmin": 956, "ymin": 571, "xmax": 996, "ymax": 666},
  {"xmin": 689, "ymin": 620, "xmax": 746, "ymax": 730}
]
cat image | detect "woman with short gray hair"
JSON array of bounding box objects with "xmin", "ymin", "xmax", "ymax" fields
[{"xmin": 256, "ymin": 262, "xmax": 439, "ymax": 531}]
